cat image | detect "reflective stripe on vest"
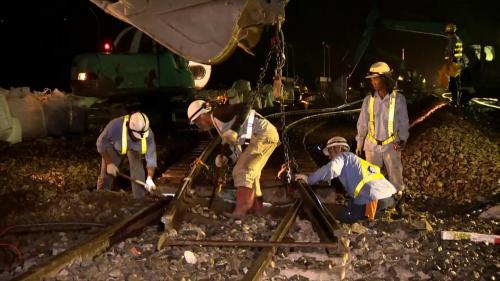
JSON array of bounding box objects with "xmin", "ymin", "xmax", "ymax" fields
[
  {"xmin": 353, "ymin": 158, "xmax": 384, "ymax": 198},
  {"xmin": 122, "ymin": 115, "xmax": 147, "ymax": 155},
  {"xmin": 368, "ymin": 91, "xmax": 398, "ymax": 145},
  {"xmin": 454, "ymin": 41, "xmax": 463, "ymax": 58},
  {"xmin": 241, "ymin": 110, "xmax": 255, "ymax": 144}
]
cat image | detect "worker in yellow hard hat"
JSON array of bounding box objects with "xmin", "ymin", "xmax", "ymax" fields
[
  {"xmin": 444, "ymin": 23, "xmax": 464, "ymax": 107},
  {"xmin": 356, "ymin": 62, "xmax": 410, "ymax": 216}
]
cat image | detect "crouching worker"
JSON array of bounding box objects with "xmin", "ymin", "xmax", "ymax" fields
[
  {"xmin": 187, "ymin": 100, "xmax": 280, "ymax": 219},
  {"xmin": 96, "ymin": 112, "xmax": 157, "ymax": 199},
  {"xmin": 295, "ymin": 136, "xmax": 396, "ymax": 223}
]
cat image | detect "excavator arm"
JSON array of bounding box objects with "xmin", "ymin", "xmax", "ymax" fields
[{"xmin": 90, "ymin": 0, "xmax": 286, "ymax": 64}]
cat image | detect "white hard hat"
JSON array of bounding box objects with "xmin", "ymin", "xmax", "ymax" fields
[
  {"xmin": 365, "ymin": 62, "xmax": 392, "ymax": 78},
  {"xmin": 129, "ymin": 112, "xmax": 150, "ymax": 139},
  {"xmin": 187, "ymin": 100, "xmax": 211, "ymax": 124},
  {"xmin": 322, "ymin": 136, "xmax": 350, "ymax": 156}
]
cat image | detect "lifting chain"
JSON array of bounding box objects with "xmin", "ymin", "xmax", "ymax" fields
[
  {"xmin": 248, "ymin": 7, "xmax": 295, "ymax": 187},
  {"xmin": 273, "ymin": 19, "xmax": 295, "ymax": 187}
]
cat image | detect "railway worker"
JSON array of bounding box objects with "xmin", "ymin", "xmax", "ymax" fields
[
  {"xmin": 96, "ymin": 112, "xmax": 157, "ymax": 199},
  {"xmin": 295, "ymin": 136, "xmax": 397, "ymax": 223},
  {"xmin": 355, "ymin": 62, "xmax": 409, "ymax": 215},
  {"xmin": 187, "ymin": 100, "xmax": 280, "ymax": 219},
  {"xmin": 444, "ymin": 23, "xmax": 465, "ymax": 108}
]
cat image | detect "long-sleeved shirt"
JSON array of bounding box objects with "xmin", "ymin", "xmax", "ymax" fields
[
  {"xmin": 356, "ymin": 91, "xmax": 409, "ymax": 152},
  {"xmin": 96, "ymin": 116, "xmax": 157, "ymax": 168},
  {"xmin": 306, "ymin": 152, "xmax": 396, "ymax": 205}
]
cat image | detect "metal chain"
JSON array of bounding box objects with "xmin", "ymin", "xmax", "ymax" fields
[
  {"xmin": 273, "ymin": 23, "xmax": 296, "ymax": 187},
  {"xmin": 249, "ymin": 47, "xmax": 274, "ymax": 107}
]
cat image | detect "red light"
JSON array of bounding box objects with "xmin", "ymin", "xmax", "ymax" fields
[{"xmin": 103, "ymin": 42, "xmax": 112, "ymax": 53}]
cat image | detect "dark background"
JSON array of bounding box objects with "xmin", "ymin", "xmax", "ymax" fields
[{"xmin": 0, "ymin": 0, "xmax": 498, "ymax": 92}]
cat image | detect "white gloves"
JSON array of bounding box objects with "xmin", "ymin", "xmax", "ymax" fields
[
  {"xmin": 215, "ymin": 154, "xmax": 229, "ymax": 168},
  {"xmin": 106, "ymin": 163, "xmax": 119, "ymax": 176},
  {"xmin": 355, "ymin": 144, "xmax": 363, "ymax": 156},
  {"xmin": 294, "ymin": 174, "xmax": 309, "ymax": 183},
  {"xmin": 145, "ymin": 176, "xmax": 156, "ymax": 192},
  {"xmin": 222, "ymin": 129, "xmax": 238, "ymax": 145}
]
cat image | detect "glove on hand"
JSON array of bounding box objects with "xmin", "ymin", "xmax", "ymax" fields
[
  {"xmin": 294, "ymin": 174, "xmax": 309, "ymax": 183},
  {"xmin": 222, "ymin": 129, "xmax": 238, "ymax": 145},
  {"xmin": 145, "ymin": 177, "xmax": 156, "ymax": 192},
  {"xmin": 106, "ymin": 163, "xmax": 119, "ymax": 176},
  {"xmin": 215, "ymin": 154, "xmax": 229, "ymax": 167},
  {"xmin": 355, "ymin": 144, "xmax": 363, "ymax": 156}
]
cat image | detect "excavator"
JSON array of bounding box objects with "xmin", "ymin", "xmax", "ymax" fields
[
  {"xmin": 71, "ymin": 0, "xmax": 287, "ymax": 128},
  {"xmin": 335, "ymin": 8, "xmax": 499, "ymax": 106}
]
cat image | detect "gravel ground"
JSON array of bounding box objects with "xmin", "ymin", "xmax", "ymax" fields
[{"xmin": 0, "ymin": 106, "xmax": 498, "ymax": 281}]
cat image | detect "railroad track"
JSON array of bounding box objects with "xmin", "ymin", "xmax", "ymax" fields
[{"xmin": 13, "ymin": 99, "xmax": 432, "ymax": 281}]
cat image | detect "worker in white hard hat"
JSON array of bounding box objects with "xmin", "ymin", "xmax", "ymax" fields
[
  {"xmin": 295, "ymin": 136, "xmax": 397, "ymax": 223},
  {"xmin": 96, "ymin": 112, "xmax": 157, "ymax": 199},
  {"xmin": 187, "ymin": 99, "xmax": 280, "ymax": 219},
  {"xmin": 355, "ymin": 62, "xmax": 409, "ymax": 215}
]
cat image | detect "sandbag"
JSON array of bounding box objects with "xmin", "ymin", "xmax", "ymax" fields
[
  {"xmin": 5, "ymin": 117, "xmax": 21, "ymax": 144},
  {"xmin": 67, "ymin": 95, "xmax": 87, "ymax": 134},
  {"xmin": 7, "ymin": 90, "xmax": 47, "ymax": 139},
  {"xmin": 41, "ymin": 89, "xmax": 70, "ymax": 136},
  {"xmin": 0, "ymin": 90, "xmax": 13, "ymax": 140}
]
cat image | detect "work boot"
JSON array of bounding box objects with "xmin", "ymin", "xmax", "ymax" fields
[
  {"xmin": 395, "ymin": 191, "xmax": 409, "ymax": 217},
  {"xmin": 251, "ymin": 196, "xmax": 264, "ymax": 216},
  {"xmin": 226, "ymin": 187, "xmax": 255, "ymax": 219}
]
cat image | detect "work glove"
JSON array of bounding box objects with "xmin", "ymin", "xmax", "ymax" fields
[
  {"xmin": 222, "ymin": 129, "xmax": 238, "ymax": 145},
  {"xmin": 106, "ymin": 163, "xmax": 119, "ymax": 176},
  {"xmin": 294, "ymin": 174, "xmax": 309, "ymax": 183},
  {"xmin": 355, "ymin": 144, "xmax": 363, "ymax": 156},
  {"xmin": 215, "ymin": 154, "xmax": 229, "ymax": 168},
  {"xmin": 145, "ymin": 176, "xmax": 156, "ymax": 192}
]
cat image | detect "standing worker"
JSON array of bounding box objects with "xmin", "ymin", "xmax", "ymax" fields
[
  {"xmin": 295, "ymin": 136, "xmax": 397, "ymax": 223},
  {"xmin": 96, "ymin": 112, "xmax": 157, "ymax": 199},
  {"xmin": 187, "ymin": 100, "xmax": 280, "ymax": 219},
  {"xmin": 355, "ymin": 62, "xmax": 409, "ymax": 215},
  {"xmin": 444, "ymin": 23, "xmax": 464, "ymax": 107}
]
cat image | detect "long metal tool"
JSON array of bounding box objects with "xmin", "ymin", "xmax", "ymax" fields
[{"xmin": 117, "ymin": 172, "xmax": 148, "ymax": 188}]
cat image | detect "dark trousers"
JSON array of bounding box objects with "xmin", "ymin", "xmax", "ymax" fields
[
  {"xmin": 96, "ymin": 148, "xmax": 146, "ymax": 199},
  {"xmin": 449, "ymin": 76, "xmax": 461, "ymax": 107},
  {"xmin": 337, "ymin": 196, "xmax": 395, "ymax": 224}
]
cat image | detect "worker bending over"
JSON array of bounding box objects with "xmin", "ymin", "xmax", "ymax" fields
[{"xmin": 295, "ymin": 136, "xmax": 397, "ymax": 223}]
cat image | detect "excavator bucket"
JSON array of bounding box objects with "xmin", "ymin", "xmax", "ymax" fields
[{"xmin": 90, "ymin": 0, "xmax": 285, "ymax": 64}]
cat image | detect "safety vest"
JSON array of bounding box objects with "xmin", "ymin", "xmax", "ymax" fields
[
  {"xmin": 353, "ymin": 158, "xmax": 384, "ymax": 198},
  {"xmin": 368, "ymin": 92, "xmax": 398, "ymax": 145},
  {"xmin": 453, "ymin": 41, "xmax": 463, "ymax": 60},
  {"xmin": 121, "ymin": 115, "xmax": 147, "ymax": 155}
]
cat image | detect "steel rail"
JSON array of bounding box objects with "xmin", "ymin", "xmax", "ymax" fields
[{"xmin": 13, "ymin": 197, "xmax": 171, "ymax": 281}]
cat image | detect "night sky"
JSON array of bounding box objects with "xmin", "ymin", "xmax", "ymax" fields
[{"xmin": 0, "ymin": 0, "xmax": 498, "ymax": 92}]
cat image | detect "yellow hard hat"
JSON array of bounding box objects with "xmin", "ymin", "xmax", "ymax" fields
[{"xmin": 445, "ymin": 23, "xmax": 457, "ymax": 34}]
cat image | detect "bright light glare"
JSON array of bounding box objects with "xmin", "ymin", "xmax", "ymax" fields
[
  {"xmin": 77, "ymin": 73, "xmax": 87, "ymax": 81},
  {"xmin": 188, "ymin": 61, "xmax": 212, "ymax": 89}
]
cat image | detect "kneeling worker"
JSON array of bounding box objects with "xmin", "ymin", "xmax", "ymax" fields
[
  {"xmin": 96, "ymin": 112, "xmax": 157, "ymax": 199},
  {"xmin": 187, "ymin": 100, "xmax": 280, "ymax": 219},
  {"xmin": 295, "ymin": 136, "xmax": 396, "ymax": 223}
]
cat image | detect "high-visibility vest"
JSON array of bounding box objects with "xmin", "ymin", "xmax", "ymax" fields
[
  {"xmin": 453, "ymin": 41, "xmax": 463, "ymax": 59},
  {"xmin": 368, "ymin": 92, "xmax": 397, "ymax": 145},
  {"xmin": 353, "ymin": 158, "xmax": 384, "ymax": 198},
  {"xmin": 121, "ymin": 115, "xmax": 147, "ymax": 155}
]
